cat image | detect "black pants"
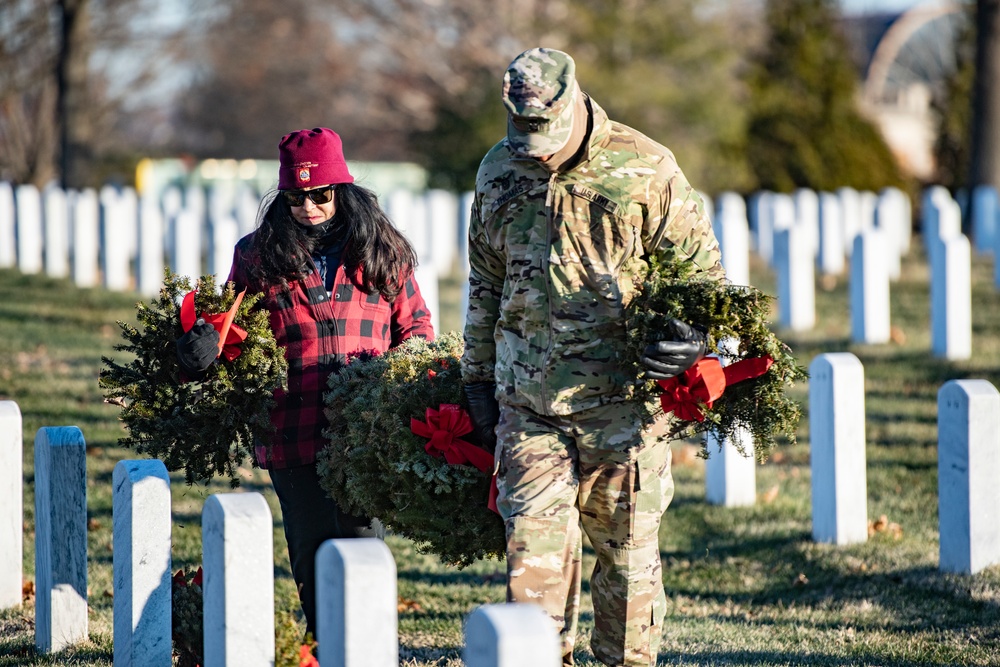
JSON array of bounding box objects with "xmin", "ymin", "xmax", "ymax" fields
[{"xmin": 269, "ymin": 462, "xmax": 383, "ymax": 637}]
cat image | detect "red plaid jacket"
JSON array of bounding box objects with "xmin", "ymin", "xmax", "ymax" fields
[{"xmin": 228, "ymin": 236, "xmax": 435, "ymax": 469}]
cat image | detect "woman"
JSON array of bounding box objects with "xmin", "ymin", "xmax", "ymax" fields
[{"xmin": 177, "ymin": 127, "xmax": 434, "ymax": 637}]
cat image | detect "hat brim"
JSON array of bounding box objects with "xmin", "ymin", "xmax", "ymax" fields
[{"xmin": 506, "ymin": 97, "xmax": 575, "ymax": 158}]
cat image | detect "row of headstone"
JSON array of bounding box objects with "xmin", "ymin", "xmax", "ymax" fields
[
  {"xmin": 746, "ymin": 187, "xmax": 911, "ymax": 277},
  {"xmin": 715, "ymin": 186, "xmax": 973, "ymax": 356},
  {"xmin": 0, "ymin": 403, "xmax": 560, "ymax": 665},
  {"xmin": 2, "ymin": 179, "xmax": 988, "ymax": 350},
  {"xmin": 700, "ymin": 355, "xmax": 1000, "ymax": 576},
  {"xmin": 0, "ymin": 180, "xmax": 460, "ymax": 311}
]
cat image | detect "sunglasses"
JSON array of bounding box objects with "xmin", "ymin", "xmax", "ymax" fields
[{"xmin": 281, "ymin": 185, "xmax": 335, "ymax": 207}]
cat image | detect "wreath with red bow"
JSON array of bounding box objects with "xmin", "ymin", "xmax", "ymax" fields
[
  {"xmin": 317, "ymin": 331, "xmax": 505, "ymax": 568},
  {"xmin": 99, "ymin": 271, "xmax": 288, "ymax": 486},
  {"xmin": 624, "ymin": 255, "xmax": 807, "ymax": 462}
]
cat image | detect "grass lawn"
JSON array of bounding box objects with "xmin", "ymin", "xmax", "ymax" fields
[{"xmin": 1, "ymin": 242, "xmax": 1000, "ymax": 666}]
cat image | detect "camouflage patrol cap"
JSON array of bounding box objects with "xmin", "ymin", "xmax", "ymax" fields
[{"xmin": 502, "ymin": 48, "xmax": 578, "ymax": 157}]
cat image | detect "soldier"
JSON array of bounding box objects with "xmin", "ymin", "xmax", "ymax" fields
[{"xmin": 461, "ymin": 48, "xmax": 725, "ymax": 666}]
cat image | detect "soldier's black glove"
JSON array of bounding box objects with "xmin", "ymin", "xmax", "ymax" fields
[
  {"xmin": 464, "ymin": 381, "xmax": 500, "ymax": 451},
  {"xmin": 176, "ymin": 318, "xmax": 220, "ymax": 378},
  {"xmin": 640, "ymin": 318, "xmax": 707, "ymax": 380}
]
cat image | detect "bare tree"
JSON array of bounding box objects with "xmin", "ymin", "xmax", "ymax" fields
[
  {"xmin": 0, "ymin": 0, "xmax": 60, "ymax": 185},
  {"xmin": 970, "ymin": 0, "xmax": 1000, "ymax": 192},
  {"xmin": 167, "ymin": 0, "xmax": 546, "ymax": 161},
  {"xmin": 1, "ymin": 0, "xmax": 204, "ymax": 187},
  {"xmin": 57, "ymin": 0, "xmax": 94, "ymax": 188}
]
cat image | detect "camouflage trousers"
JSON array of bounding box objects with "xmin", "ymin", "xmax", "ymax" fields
[{"xmin": 494, "ymin": 401, "xmax": 675, "ymax": 666}]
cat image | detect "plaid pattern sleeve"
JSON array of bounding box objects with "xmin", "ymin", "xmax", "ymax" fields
[{"xmin": 231, "ymin": 248, "xmax": 435, "ymax": 469}]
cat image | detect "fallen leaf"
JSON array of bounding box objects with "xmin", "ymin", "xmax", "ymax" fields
[
  {"xmin": 397, "ymin": 596, "xmax": 422, "ymax": 613},
  {"xmin": 871, "ymin": 515, "xmax": 887, "ymax": 533},
  {"xmin": 868, "ymin": 514, "xmax": 903, "ymax": 540},
  {"xmin": 889, "ymin": 326, "xmax": 907, "ymax": 345},
  {"xmin": 87, "ymin": 518, "xmax": 101, "ymax": 531},
  {"xmin": 761, "ymin": 485, "xmax": 780, "ymax": 504},
  {"xmin": 22, "ymin": 580, "xmax": 34, "ymax": 600}
]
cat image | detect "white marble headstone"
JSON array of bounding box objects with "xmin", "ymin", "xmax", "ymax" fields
[
  {"xmin": 42, "ymin": 185, "xmax": 70, "ymax": 278},
  {"xmin": 938, "ymin": 380, "xmax": 1000, "ymax": 574},
  {"xmin": 463, "ymin": 603, "xmax": 561, "ymax": 667},
  {"xmin": 112, "ymin": 459, "xmax": 172, "ymax": 666},
  {"xmin": 15, "ymin": 184, "xmax": 43, "ymax": 275},
  {"xmin": 0, "ymin": 181, "xmax": 15, "ymax": 268},
  {"xmin": 71, "ymin": 189, "xmax": 100, "ymax": 288},
  {"xmin": 971, "ymin": 185, "xmax": 997, "ymax": 256},
  {"xmin": 424, "ymin": 189, "xmax": 459, "ymax": 278},
  {"xmin": 34, "ymin": 426, "xmax": 88, "ymax": 653},
  {"xmin": 102, "ymin": 187, "xmax": 134, "ymax": 291},
  {"xmin": 774, "ymin": 225, "xmax": 815, "ymax": 331},
  {"xmin": 817, "ymin": 192, "xmax": 845, "ymax": 276},
  {"xmin": 210, "ymin": 216, "xmax": 239, "ymax": 285},
  {"xmin": 809, "ymin": 353, "xmax": 868, "ymax": 546},
  {"xmin": 202, "ymin": 492, "xmax": 275, "ymax": 667},
  {"xmin": 0, "ymin": 401, "xmax": 22, "ymax": 610},
  {"xmin": 850, "ymin": 229, "xmax": 891, "ymax": 345},
  {"xmin": 137, "ymin": 194, "xmax": 165, "ymax": 296},
  {"xmin": 930, "ymin": 234, "xmax": 971, "ymax": 361},
  {"xmin": 836, "ymin": 187, "xmax": 862, "ymax": 258},
  {"xmin": 316, "ymin": 538, "xmax": 398, "ymax": 667},
  {"xmin": 714, "ymin": 192, "xmax": 750, "ymax": 287},
  {"xmin": 171, "ymin": 209, "xmax": 202, "ymax": 281}
]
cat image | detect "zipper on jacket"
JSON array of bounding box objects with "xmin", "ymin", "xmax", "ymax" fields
[{"xmin": 540, "ymin": 171, "xmax": 558, "ymax": 408}]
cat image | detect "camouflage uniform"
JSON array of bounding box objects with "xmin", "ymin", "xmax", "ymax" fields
[{"xmin": 461, "ymin": 48, "xmax": 724, "ymax": 666}]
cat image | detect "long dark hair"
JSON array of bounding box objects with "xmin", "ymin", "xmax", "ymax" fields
[{"xmin": 243, "ymin": 183, "xmax": 418, "ymax": 300}]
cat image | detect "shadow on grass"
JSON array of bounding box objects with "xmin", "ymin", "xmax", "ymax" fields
[
  {"xmin": 655, "ymin": 647, "xmax": 961, "ymax": 667},
  {"xmin": 661, "ymin": 524, "xmax": 1000, "ymax": 638},
  {"xmin": 396, "ymin": 566, "xmax": 505, "ymax": 588}
]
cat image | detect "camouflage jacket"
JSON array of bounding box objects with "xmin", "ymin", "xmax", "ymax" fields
[{"xmin": 462, "ymin": 97, "xmax": 725, "ymax": 416}]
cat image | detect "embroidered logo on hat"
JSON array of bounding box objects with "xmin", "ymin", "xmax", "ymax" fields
[{"xmin": 277, "ymin": 128, "xmax": 355, "ymax": 190}]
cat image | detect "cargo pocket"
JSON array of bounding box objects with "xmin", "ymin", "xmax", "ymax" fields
[{"xmin": 630, "ymin": 442, "xmax": 674, "ymax": 545}]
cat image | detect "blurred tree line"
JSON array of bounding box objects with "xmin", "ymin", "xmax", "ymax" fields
[{"xmin": 0, "ymin": 0, "xmax": 991, "ymax": 197}]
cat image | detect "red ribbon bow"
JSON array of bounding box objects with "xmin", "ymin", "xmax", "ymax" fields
[
  {"xmin": 411, "ymin": 404, "xmax": 499, "ymax": 514},
  {"xmin": 180, "ymin": 290, "xmax": 248, "ymax": 362},
  {"xmin": 172, "ymin": 566, "xmax": 203, "ymax": 588},
  {"xmin": 658, "ymin": 355, "xmax": 774, "ymax": 422}
]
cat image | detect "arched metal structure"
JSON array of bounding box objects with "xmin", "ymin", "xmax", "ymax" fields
[
  {"xmin": 857, "ymin": 0, "xmax": 966, "ymax": 179},
  {"xmin": 863, "ymin": 1, "xmax": 964, "ymax": 107}
]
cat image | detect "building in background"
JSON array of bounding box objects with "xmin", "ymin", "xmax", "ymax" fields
[{"xmin": 844, "ymin": 1, "xmax": 964, "ymax": 180}]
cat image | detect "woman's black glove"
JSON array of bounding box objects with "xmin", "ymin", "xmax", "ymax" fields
[
  {"xmin": 176, "ymin": 318, "xmax": 220, "ymax": 377},
  {"xmin": 640, "ymin": 318, "xmax": 707, "ymax": 380},
  {"xmin": 464, "ymin": 381, "xmax": 500, "ymax": 451}
]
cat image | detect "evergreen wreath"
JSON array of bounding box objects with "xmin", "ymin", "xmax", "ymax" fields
[
  {"xmin": 171, "ymin": 566, "xmax": 203, "ymax": 667},
  {"xmin": 316, "ymin": 331, "xmax": 506, "ymax": 568},
  {"xmin": 624, "ymin": 255, "xmax": 807, "ymax": 462},
  {"xmin": 99, "ymin": 271, "xmax": 288, "ymax": 487}
]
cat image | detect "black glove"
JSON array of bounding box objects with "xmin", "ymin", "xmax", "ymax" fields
[
  {"xmin": 464, "ymin": 381, "xmax": 500, "ymax": 451},
  {"xmin": 176, "ymin": 318, "xmax": 220, "ymax": 377},
  {"xmin": 640, "ymin": 318, "xmax": 707, "ymax": 380}
]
